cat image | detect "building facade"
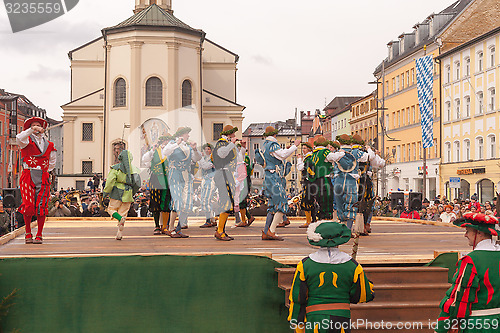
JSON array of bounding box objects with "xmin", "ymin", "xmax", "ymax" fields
[
  {"xmin": 439, "ymin": 26, "xmax": 500, "ymax": 203},
  {"xmin": 350, "ymin": 91, "xmax": 378, "ymax": 148},
  {"xmin": 60, "ymin": 0, "xmax": 245, "ymax": 189},
  {"xmin": 323, "ymin": 96, "xmax": 361, "ymax": 141}
]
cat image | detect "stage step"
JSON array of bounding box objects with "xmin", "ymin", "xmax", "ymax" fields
[{"xmin": 276, "ymin": 265, "xmax": 449, "ymax": 332}]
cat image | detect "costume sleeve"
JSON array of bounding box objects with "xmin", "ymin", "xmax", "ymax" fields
[
  {"xmin": 142, "ymin": 150, "xmax": 154, "ymax": 168},
  {"xmin": 103, "ymin": 170, "xmax": 117, "ymax": 195},
  {"xmin": 49, "ymin": 151, "xmax": 57, "ymax": 171},
  {"xmin": 199, "ymin": 157, "xmax": 214, "ymax": 170},
  {"xmin": 271, "ymin": 144, "xmax": 297, "ymax": 161},
  {"xmin": 217, "ymin": 142, "xmax": 236, "ymax": 158},
  {"xmin": 16, "ymin": 128, "xmax": 34, "ymax": 148},
  {"xmin": 162, "ymin": 141, "xmax": 178, "ymax": 158},
  {"xmin": 288, "ymin": 258, "xmax": 308, "ymax": 326},
  {"xmin": 357, "ymin": 152, "xmax": 369, "ymax": 163},
  {"xmin": 367, "ymin": 148, "xmax": 386, "ymax": 169},
  {"xmin": 436, "ymin": 256, "xmax": 479, "ymax": 333},
  {"xmin": 350, "ymin": 263, "xmax": 375, "ymax": 303},
  {"xmin": 326, "ymin": 151, "xmax": 345, "ymax": 163},
  {"xmin": 192, "ymin": 148, "xmax": 202, "ymax": 162},
  {"xmin": 297, "ymin": 157, "xmax": 304, "ymax": 171},
  {"xmin": 61, "ymin": 205, "xmax": 71, "ymax": 216}
]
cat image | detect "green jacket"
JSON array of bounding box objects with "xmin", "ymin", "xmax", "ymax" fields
[
  {"xmin": 311, "ymin": 147, "xmax": 333, "ymax": 180},
  {"xmin": 103, "ymin": 150, "xmax": 141, "ymax": 203}
]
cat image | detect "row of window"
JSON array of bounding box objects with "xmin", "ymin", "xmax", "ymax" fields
[
  {"xmin": 114, "ymin": 77, "xmax": 193, "ymax": 108},
  {"xmin": 386, "ymin": 68, "xmax": 417, "ymax": 96},
  {"xmin": 444, "ymin": 88, "xmax": 496, "ymax": 122},
  {"xmin": 444, "ymin": 135, "xmax": 497, "ymax": 162},
  {"xmin": 386, "ymin": 99, "xmax": 438, "ymax": 130},
  {"xmin": 388, "ymin": 139, "xmax": 439, "ymax": 163},
  {"xmin": 444, "ymin": 46, "xmax": 496, "ymax": 83},
  {"xmin": 352, "ymin": 100, "xmax": 376, "ymax": 118},
  {"xmin": 352, "ymin": 126, "xmax": 376, "ymax": 144}
]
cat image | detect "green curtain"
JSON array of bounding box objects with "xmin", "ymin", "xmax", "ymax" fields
[{"xmin": 0, "ymin": 255, "xmax": 292, "ymax": 333}]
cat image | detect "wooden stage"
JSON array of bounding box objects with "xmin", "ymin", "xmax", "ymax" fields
[{"xmin": 0, "ymin": 216, "xmax": 469, "ymax": 265}]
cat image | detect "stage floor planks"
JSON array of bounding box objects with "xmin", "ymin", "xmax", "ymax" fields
[{"xmin": 0, "ymin": 217, "xmax": 470, "ymax": 265}]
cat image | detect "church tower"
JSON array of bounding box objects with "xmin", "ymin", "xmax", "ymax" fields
[{"xmin": 134, "ymin": 0, "xmax": 172, "ymax": 13}]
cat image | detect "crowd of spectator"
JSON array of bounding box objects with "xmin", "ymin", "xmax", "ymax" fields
[{"xmin": 373, "ymin": 193, "xmax": 499, "ymax": 223}]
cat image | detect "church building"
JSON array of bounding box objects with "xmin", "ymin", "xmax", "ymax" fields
[{"xmin": 60, "ymin": 0, "xmax": 245, "ymax": 190}]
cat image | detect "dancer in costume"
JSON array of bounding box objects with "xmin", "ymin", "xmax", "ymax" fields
[
  {"xmin": 297, "ymin": 142, "xmax": 316, "ymax": 228},
  {"xmin": 260, "ymin": 126, "xmax": 300, "ymax": 241},
  {"xmin": 234, "ymin": 142, "xmax": 255, "ymax": 227},
  {"xmin": 164, "ymin": 127, "xmax": 201, "ymax": 238},
  {"xmin": 212, "ymin": 125, "xmax": 239, "ymax": 241},
  {"xmin": 333, "ymin": 134, "xmax": 371, "ymax": 229},
  {"xmin": 310, "ymin": 136, "xmax": 344, "ymax": 220},
  {"xmin": 16, "ymin": 117, "xmax": 57, "ymax": 244},
  {"xmin": 142, "ymin": 135, "xmax": 172, "ymax": 235},
  {"xmin": 288, "ymin": 221, "xmax": 374, "ymax": 332},
  {"xmin": 436, "ymin": 213, "xmax": 500, "ymax": 332},
  {"xmin": 351, "ymin": 134, "xmax": 385, "ymax": 235},
  {"xmin": 199, "ymin": 143, "xmax": 216, "ymax": 228},
  {"xmin": 103, "ymin": 150, "xmax": 141, "ymax": 240}
]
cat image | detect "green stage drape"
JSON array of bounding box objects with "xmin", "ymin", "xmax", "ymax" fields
[{"xmin": 0, "ymin": 255, "xmax": 292, "ymax": 333}]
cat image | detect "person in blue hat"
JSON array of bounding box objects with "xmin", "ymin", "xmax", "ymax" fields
[{"xmin": 288, "ymin": 221, "xmax": 375, "ymax": 332}]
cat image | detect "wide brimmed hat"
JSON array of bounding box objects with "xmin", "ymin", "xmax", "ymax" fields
[
  {"xmin": 307, "ymin": 221, "xmax": 352, "ymax": 247},
  {"xmin": 332, "ymin": 141, "xmax": 341, "ymax": 149},
  {"xmin": 158, "ymin": 134, "xmax": 173, "ymax": 143},
  {"xmin": 314, "ymin": 136, "xmax": 328, "ymax": 147},
  {"xmin": 453, "ymin": 212, "xmax": 499, "ymax": 236},
  {"xmin": 263, "ymin": 126, "xmax": 278, "ymax": 137},
  {"xmin": 301, "ymin": 142, "xmax": 313, "ymax": 150},
  {"xmin": 24, "ymin": 117, "xmax": 48, "ymax": 130},
  {"xmin": 174, "ymin": 127, "xmax": 191, "ymax": 137},
  {"xmin": 221, "ymin": 125, "xmax": 238, "ymax": 136},
  {"xmin": 351, "ymin": 134, "xmax": 364, "ymax": 145},
  {"xmin": 202, "ymin": 143, "xmax": 213, "ymax": 150},
  {"xmin": 337, "ymin": 134, "xmax": 351, "ymax": 145}
]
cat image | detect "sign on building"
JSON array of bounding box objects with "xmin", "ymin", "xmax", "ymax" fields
[{"xmin": 450, "ymin": 177, "xmax": 461, "ymax": 189}]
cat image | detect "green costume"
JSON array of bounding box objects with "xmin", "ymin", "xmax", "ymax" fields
[
  {"xmin": 311, "ymin": 147, "xmax": 334, "ymax": 220},
  {"xmin": 103, "ymin": 150, "xmax": 141, "ymax": 203},
  {"xmin": 289, "ymin": 222, "xmax": 374, "ymax": 333},
  {"xmin": 148, "ymin": 147, "xmax": 171, "ymax": 212},
  {"xmin": 300, "ymin": 152, "xmax": 316, "ymax": 212},
  {"xmin": 436, "ymin": 213, "xmax": 500, "ymax": 333}
]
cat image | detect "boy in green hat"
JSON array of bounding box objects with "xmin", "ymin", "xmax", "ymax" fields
[
  {"xmin": 103, "ymin": 150, "xmax": 141, "ymax": 240},
  {"xmin": 436, "ymin": 212, "xmax": 500, "ymax": 332},
  {"xmin": 289, "ymin": 221, "xmax": 374, "ymax": 332}
]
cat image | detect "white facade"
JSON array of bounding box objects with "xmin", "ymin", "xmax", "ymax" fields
[{"xmin": 61, "ymin": 2, "xmax": 244, "ymax": 187}]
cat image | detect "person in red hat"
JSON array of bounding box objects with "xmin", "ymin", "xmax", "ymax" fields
[
  {"xmin": 16, "ymin": 117, "xmax": 57, "ymax": 244},
  {"xmin": 436, "ymin": 212, "xmax": 500, "ymax": 332}
]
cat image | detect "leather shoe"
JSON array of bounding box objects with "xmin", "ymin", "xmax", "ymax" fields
[
  {"xmin": 299, "ymin": 223, "xmax": 309, "ymax": 228},
  {"xmin": 171, "ymin": 232, "xmax": 189, "ymax": 238},
  {"xmin": 276, "ymin": 222, "xmax": 287, "ymax": 228},
  {"xmin": 181, "ymin": 226, "xmax": 188, "ymax": 230},
  {"xmin": 215, "ymin": 231, "xmax": 234, "ymax": 241},
  {"xmin": 199, "ymin": 223, "xmax": 213, "ymax": 228},
  {"xmin": 247, "ymin": 216, "xmax": 255, "ymax": 226},
  {"xmin": 33, "ymin": 236, "xmax": 43, "ymax": 244},
  {"xmin": 261, "ymin": 230, "xmax": 284, "ymax": 241},
  {"xmin": 235, "ymin": 221, "xmax": 248, "ymax": 227},
  {"xmin": 25, "ymin": 234, "xmax": 33, "ymax": 244}
]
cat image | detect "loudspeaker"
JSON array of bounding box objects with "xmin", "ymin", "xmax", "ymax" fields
[
  {"xmin": 409, "ymin": 192, "xmax": 423, "ymax": 211},
  {"xmin": 2, "ymin": 188, "xmax": 22, "ymax": 208},
  {"xmin": 390, "ymin": 192, "xmax": 405, "ymax": 209}
]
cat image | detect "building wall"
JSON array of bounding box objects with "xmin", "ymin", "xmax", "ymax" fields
[
  {"xmin": 350, "ymin": 94, "xmax": 378, "ymax": 147},
  {"xmin": 378, "ymin": 45, "xmax": 441, "ymax": 200},
  {"xmin": 440, "ymin": 32, "xmax": 500, "ymax": 203},
  {"xmin": 331, "ymin": 108, "xmax": 351, "ymax": 140}
]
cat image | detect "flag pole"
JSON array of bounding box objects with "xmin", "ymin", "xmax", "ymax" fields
[{"xmin": 423, "ymin": 45, "xmax": 427, "ymax": 202}]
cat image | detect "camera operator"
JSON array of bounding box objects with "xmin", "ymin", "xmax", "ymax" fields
[
  {"xmin": 48, "ymin": 200, "xmax": 71, "ymax": 217},
  {"xmin": 82, "ymin": 201, "xmax": 102, "ymax": 217}
]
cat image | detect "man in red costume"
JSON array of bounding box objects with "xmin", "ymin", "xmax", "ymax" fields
[{"xmin": 16, "ymin": 117, "xmax": 57, "ymax": 244}]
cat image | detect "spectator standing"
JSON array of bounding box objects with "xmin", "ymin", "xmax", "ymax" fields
[
  {"xmin": 468, "ymin": 195, "xmax": 481, "ymax": 211},
  {"xmin": 440, "ymin": 205, "xmax": 456, "ymax": 223},
  {"xmin": 0, "ymin": 201, "xmax": 9, "ymax": 236},
  {"xmin": 82, "ymin": 201, "xmax": 101, "ymax": 217},
  {"xmin": 68, "ymin": 197, "xmax": 82, "ymax": 217},
  {"xmin": 48, "ymin": 200, "xmax": 71, "ymax": 217},
  {"xmin": 87, "ymin": 178, "xmax": 94, "ymax": 192},
  {"xmin": 93, "ymin": 173, "xmax": 101, "ymax": 189}
]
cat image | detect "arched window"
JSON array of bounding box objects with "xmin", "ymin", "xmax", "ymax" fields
[
  {"xmin": 181, "ymin": 80, "xmax": 192, "ymax": 108},
  {"xmin": 146, "ymin": 77, "xmax": 163, "ymax": 106},
  {"xmin": 477, "ymin": 51, "xmax": 484, "ymax": 71},
  {"xmin": 455, "ymin": 98, "xmax": 460, "ymax": 120},
  {"xmin": 477, "ymin": 91, "xmax": 484, "ymax": 114},
  {"xmin": 445, "ymin": 142, "xmax": 451, "ymax": 162},
  {"xmin": 114, "ymin": 78, "xmax": 126, "ymax": 107},
  {"xmin": 476, "ymin": 136, "xmax": 484, "ymax": 160},
  {"xmin": 464, "ymin": 96, "xmax": 471, "ymax": 117},
  {"xmin": 489, "ymin": 87, "xmax": 496, "ymax": 112},
  {"xmin": 477, "ymin": 179, "xmax": 494, "ymax": 203},
  {"xmin": 454, "ymin": 141, "xmax": 460, "ymax": 162},
  {"xmin": 489, "ymin": 46, "xmax": 496, "ymax": 67},
  {"xmin": 454, "ymin": 61, "xmax": 460, "ymax": 80},
  {"xmin": 445, "ymin": 101, "xmax": 451, "ymax": 122},
  {"xmin": 488, "ymin": 135, "xmax": 496, "ymax": 159},
  {"xmin": 445, "ymin": 65, "xmax": 451, "ymax": 83},
  {"xmin": 464, "ymin": 139, "xmax": 471, "ymax": 161}
]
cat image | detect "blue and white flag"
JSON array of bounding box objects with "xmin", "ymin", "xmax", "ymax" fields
[{"xmin": 416, "ymin": 55, "xmax": 434, "ymax": 149}]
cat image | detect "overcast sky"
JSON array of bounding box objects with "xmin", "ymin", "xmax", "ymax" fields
[{"xmin": 0, "ymin": 0, "xmax": 455, "ymax": 128}]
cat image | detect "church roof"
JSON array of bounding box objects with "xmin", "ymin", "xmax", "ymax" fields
[{"xmin": 103, "ymin": 4, "xmax": 203, "ymax": 37}]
